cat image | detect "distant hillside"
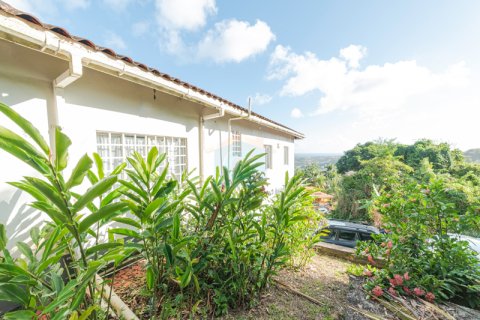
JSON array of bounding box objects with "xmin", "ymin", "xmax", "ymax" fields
[
  {"xmin": 295, "ymin": 153, "xmax": 341, "ymax": 169},
  {"xmin": 464, "ymin": 149, "xmax": 480, "ymax": 163}
]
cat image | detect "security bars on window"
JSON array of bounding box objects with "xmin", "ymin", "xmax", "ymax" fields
[
  {"xmin": 264, "ymin": 144, "xmax": 273, "ymax": 169},
  {"xmin": 96, "ymin": 132, "xmax": 187, "ymax": 179},
  {"xmin": 232, "ymin": 130, "xmax": 242, "ymax": 157}
]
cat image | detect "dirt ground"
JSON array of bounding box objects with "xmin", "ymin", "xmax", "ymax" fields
[{"xmin": 224, "ymin": 254, "xmax": 354, "ymax": 320}]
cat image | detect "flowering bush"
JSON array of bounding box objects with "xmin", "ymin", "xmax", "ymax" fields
[{"xmin": 358, "ymin": 179, "xmax": 480, "ymax": 309}]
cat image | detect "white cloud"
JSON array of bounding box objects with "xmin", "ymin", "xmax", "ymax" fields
[
  {"xmin": 251, "ymin": 93, "xmax": 272, "ymax": 106},
  {"xmin": 290, "ymin": 108, "xmax": 304, "ymax": 118},
  {"xmin": 340, "ymin": 45, "xmax": 367, "ymax": 69},
  {"xmin": 197, "ymin": 19, "xmax": 275, "ymax": 63},
  {"xmin": 269, "ymin": 45, "xmax": 469, "ymax": 115},
  {"xmin": 104, "ymin": 31, "xmax": 127, "ymax": 51},
  {"xmin": 155, "ymin": 0, "xmax": 216, "ymax": 31},
  {"xmin": 132, "ymin": 21, "xmax": 150, "ymax": 37},
  {"xmin": 64, "ymin": 0, "xmax": 89, "ymax": 10},
  {"xmin": 3, "ymin": 0, "xmax": 33, "ymax": 12}
]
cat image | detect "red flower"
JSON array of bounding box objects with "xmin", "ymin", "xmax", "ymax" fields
[
  {"xmin": 393, "ymin": 274, "xmax": 403, "ymax": 286},
  {"xmin": 367, "ymin": 255, "xmax": 376, "ymax": 265},
  {"xmin": 403, "ymin": 272, "xmax": 410, "ymax": 281},
  {"xmin": 403, "ymin": 286, "xmax": 411, "ymax": 295},
  {"xmin": 425, "ymin": 292, "xmax": 435, "ymax": 302},
  {"xmin": 413, "ymin": 287, "xmax": 425, "ymax": 296},
  {"xmin": 363, "ymin": 269, "xmax": 373, "ymax": 277},
  {"xmin": 389, "ymin": 278, "xmax": 396, "ymax": 287},
  {"xmin": 387, "ymin": 241, "xmax": 393, "ymax": 249},
  {"xmin": 372, "ymin": 286, "xmax": 383, "ymax": 297},
  {"xmin": 388, "ymin": 287, "xmax": 398, "ymax": 297}
]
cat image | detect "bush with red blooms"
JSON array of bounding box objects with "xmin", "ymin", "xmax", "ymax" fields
[{"xmin": 358, "ymin": 179, "xmax": 480, "ymax": 309}]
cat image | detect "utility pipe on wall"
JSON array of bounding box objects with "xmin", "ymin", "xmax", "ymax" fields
[
  {"xmin": 227, "ymin": 98, "xmax": 251, "ymax": 170},
  {"xmin": 48, "ymin": 49, "xmax": 83, "ymax": 160},
  {"xmin": 199, "ymin": 108, "xmax": 225, "ymax": 183}
]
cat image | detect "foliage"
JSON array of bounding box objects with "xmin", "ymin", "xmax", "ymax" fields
[
  {"xmin": 0, "ymin": 102, "xmax": 321, "ymax": 318},
  {"xmin": 357, "ymin": 179, "xmax": 480, "ymax": 308},
  {"xmin": 0, "ymin": 102, "xmax": 131, "ymax": 319}
]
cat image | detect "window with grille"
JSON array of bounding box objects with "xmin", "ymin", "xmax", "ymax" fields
[
  {"xmin": 232, "ymin": 131, "xmax": 242, "ymax": 157},
  {"xmin": 96, "ymin": 132, "xmax": 187, "ymax": 179},
  {"xmin": 264, "ymin": 144, "xmax": 273, "ymax": 169},
  {"xmin": 284, "ymin": 146, "xmax": 289, "ymax": 165}
]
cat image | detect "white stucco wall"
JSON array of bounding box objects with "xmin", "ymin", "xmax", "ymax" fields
[{"xmin": 0, "ymin": 39, "xmax": 297, "ymax": 247}]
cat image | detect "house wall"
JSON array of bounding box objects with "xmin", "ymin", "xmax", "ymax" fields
[{"xmin": 0, "ymin": 39, "xmax": 297, "ymax": 248}]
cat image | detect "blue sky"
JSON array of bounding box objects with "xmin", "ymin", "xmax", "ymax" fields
[{"xmin": 7, "ymin": 0, "xmax": 480, "ymax": 153}]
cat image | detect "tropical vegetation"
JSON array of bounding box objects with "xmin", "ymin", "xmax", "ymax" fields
[{"xmin": 0, "ymin": 102, "xmax": 321, "ymax": 319}]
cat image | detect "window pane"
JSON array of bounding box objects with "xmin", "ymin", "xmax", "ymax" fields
[
  {"xmin": 338, "ymin": 231, "xmax": 356, "ymax": 241},
  {"xmin": 112, "ymin": 146, "xmax": 123, "ymax": 157},
  {"xmin": 111, "ymin": 134, "xmax": 122, "ymax": 145},
  {"xmin": 97, "ymin": 132, "xmax": 109, "ymax": 144},
  {"xmin": 125, "ymin": 135, "xmax": 135, "ymax": 145}
]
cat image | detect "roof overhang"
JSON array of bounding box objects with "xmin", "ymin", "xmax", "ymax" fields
[{"xmin": 0, "ymin": 2, "xmax": 305, "ymax": 139}]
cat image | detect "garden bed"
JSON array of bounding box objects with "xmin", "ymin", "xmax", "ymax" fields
[{"xmin": 108, "ymin": 254, "xmax": 480, "ymax": 319}]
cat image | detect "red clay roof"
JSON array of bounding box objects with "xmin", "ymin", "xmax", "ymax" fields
[{"xmin": 0, "ymin": 1, "xmax": 304, "ymax": 139}]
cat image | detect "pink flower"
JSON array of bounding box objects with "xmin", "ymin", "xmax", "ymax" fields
[
  {"xmin": 403, "ymin": 272, "xmax": 410, "ymax": 281},
  {"xmin": 389, "ymin": 278, "xmax": 397, "ymax": 287},
  {"xmin": 393, "ymin": 274, "xmax": 403, "ymax": 286},
  {"xmin": 387, "ymin": 241, "xmax": 393, "ymax": 249},
  {"xmin": 425, "ymin": 292, "xmax": 435, "ymax": 302},
  {"xmin": 367, "ymin": 255, "xmax": 376, "ymax": 265},
  {"xmin": 363, "ymin": 269, "xmax": 373, "ymax": 277},
  {"xmin": 403, "ymin": 287, "xmax": 411, "ymax": 295},
  {"xmin": 385, "ymin": 248, "xmax": 391, "ymax": 256},
  {"xmin": 388, "ymin": 287, "xmax": 398, "ymax": 297},
  {"xmin": 372, "ymin": 286, "xmax": 383, "ymax": 297},
  {"xmin": 413, "ymin": 287, "xmax": 425, "ymax": 296},
  {"xmin": 380, "ymin": 242, "xmax": 386, "ymax": 247},
  {"xmin": 382, "ymin": 203, "xmax": 390, "ymax": 208}
]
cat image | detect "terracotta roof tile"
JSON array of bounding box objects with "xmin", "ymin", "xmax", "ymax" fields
[{"xmin": 0, "ymin": 0, "xmax": 303, "ymax": 138}]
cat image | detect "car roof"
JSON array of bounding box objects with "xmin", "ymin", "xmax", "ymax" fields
[{"xmin": 326, "ymin": 219, "xmax": 380, "ymax": 233}]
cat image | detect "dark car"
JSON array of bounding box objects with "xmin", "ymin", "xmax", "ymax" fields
[{"xmin": 319, "ymin": 219, "xmax": 381, "ymax": 248}]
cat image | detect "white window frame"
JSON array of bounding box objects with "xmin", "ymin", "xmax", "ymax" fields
[
  {"xmin": 264, "ymin": 144, "xmax": 273, "ymax": 169},
  {"xmin": 96, "ymin": 131, "xmax": 188, "ymax": 179},
  {"xmin": 284, "ymin": 146, "xmax": 289, "ymax": 165},
  {"xmin": 232, "ymin": 131, "xmax": 242, "ymax": 157}
]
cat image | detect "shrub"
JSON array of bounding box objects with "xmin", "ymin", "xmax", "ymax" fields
[{"xmin": 357, "ymin": 179, "xmax": 480, "ymax": 308}]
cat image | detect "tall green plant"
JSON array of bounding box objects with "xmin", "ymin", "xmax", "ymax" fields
[
  {"xmin": 0, "ymin": 102, "xmax": 127, "ymax": 319},
  {"xmin": 110, "ymin": 148, "xmax": 191, "ymax": 317}
]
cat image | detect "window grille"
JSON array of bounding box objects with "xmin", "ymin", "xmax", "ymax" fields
[
  {"xmin": 264, "ymin": 144, "xmax": 273, "ymax": 169},
  {"xmin": 232, "ymin": 131, "xmax": 242, "ymax": 157}
]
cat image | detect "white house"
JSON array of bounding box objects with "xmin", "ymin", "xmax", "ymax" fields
[{"xmin": 0, "ymin": 2, "xmax": 303, "ymax": 247}]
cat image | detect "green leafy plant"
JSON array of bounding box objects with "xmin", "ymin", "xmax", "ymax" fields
[
  {"xmin": 0, "ymin": 102, "xmax": 128, "ymax": 319},
  {"xmin": 357, "ymin": 178, "xmax": 480, "ymax": 309}
]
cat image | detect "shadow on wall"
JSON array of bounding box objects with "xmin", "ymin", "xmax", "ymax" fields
[{"xmin": 0, "ymin": 189, "xmax": 42, "ymax": 252}]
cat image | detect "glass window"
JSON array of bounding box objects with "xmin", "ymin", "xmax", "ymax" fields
[
  {"xmin": 284, "ymin": 146, "xmax": 289, "ymax": 165},
  {"xmin": 96, "ymin": 131, "xmax": 187, "ymax": 179},
  {"xmin": 232, "ymin": 131, "xmax": 241, "ymax": 157},
  {"xmin": 264, "ymin": 145, "xmax": 272, "ymax": 169},
  {"xmin": 359, "ymin": 233, "xmax": 373, "ymax": 241},
  {"xmin": 338, "ymin": 230, "xmax": 356, "ymax": 241}
]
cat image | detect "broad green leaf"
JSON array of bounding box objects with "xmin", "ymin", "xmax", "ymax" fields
[
  {"xmin": 146, "ymin": 265, "xmax": 154, "ymax": 290},
  {"xmin": 85, "ymin": 242, "xmax": 123, "ymax": 256},
  {"xmin": 112, "ymin": 217, "xmax": 141, "ymax": 229},
  {"xmin": 73, "ymin": 176, "xmax": 117, "ymax": 212},
  {"xmin": 144, "ymin": 197, "xmax": 165, "ymax": 218},
  {"xmin": 109, "ymin": 228, "xmax": 142, "ymax": 239},
  {"xmin": 55, "ymin": 127, "xmax": 71, "ymax": 172},
  {"xmin": 66, "ymin": 154, "xmax": 93, "ymax": 188},
  {"xmin": 17, "ymin": 242, "xmax": 34, "ymax": 263},
  {"xmin": 92, "ymin": 152, "xmax": 104, "ymax": 179},
  {"xmin": 24, "ymin": 177, "xmax": 68, "ymax": 212},
  {"xmin": 0, "ymin": 224, "xmax": 6, "ymax": 251},
  {"xmin": 78, "ymin": 202, "xmax": 127, "ymax": 233},
  {"xmin": 0, "ymin": 283, "xmax": 30, "ymax": 306},
  {"xmin": 3, "ymin": 310, "xmax": 36, "ymax": 320},
  {"xmin": 0, "ymin": 102, "xmax": 50, "ymax": 154}
]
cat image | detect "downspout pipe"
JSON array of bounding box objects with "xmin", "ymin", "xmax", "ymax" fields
[
  {"xmin": 199, "ymin": 108, "xmax": 225, "ymax": 182},
  {"xmin": 48, "ymin": 48, "xmax": 83, "ymax": 160},
  {"xmin": 227, "ymin": 98, "xmax": 251, "ymax": 170}
]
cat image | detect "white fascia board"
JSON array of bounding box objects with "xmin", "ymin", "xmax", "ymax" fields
[{"xmin": 0, "ymin": 13, "xmax": 304, "ymax": 139}]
